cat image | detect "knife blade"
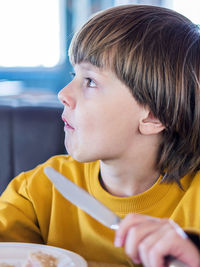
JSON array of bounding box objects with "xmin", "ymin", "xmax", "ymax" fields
[
  {"xmin": 44, "ymin": 166, "xmax": 120, "ymax": 230},
  {"xmin": 44, "ymin": 166, "xmax": 188, "ymax": 267}
]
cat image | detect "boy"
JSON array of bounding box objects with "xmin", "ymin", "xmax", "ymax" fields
[{"xmin": 0, "ymin": 4, "xmax": 200, "ymax": 267}]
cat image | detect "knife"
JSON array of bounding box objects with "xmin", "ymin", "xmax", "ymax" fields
[
  {"xmin": 44, "ymin": 166, "xmax": 120, "ymax": 230},
  {"xmin": 44, "ymin": 166, "xmax": 188, "ymax": 267}
]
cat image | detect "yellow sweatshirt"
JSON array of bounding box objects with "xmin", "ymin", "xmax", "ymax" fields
[{"xmin": 0, "ymin": 155, "xmax": 199, "ymax": 266}]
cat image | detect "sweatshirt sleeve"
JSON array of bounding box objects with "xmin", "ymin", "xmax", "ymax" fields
[{"xmin": 0, "ymin": 172, "xmax": 44, "ymax": 243}]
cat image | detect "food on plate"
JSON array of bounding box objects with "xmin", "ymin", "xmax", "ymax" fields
[
  {"xmin": 24, "ymin": 251, "xmax": 58, "ymax": 267},
  {"xmin": 24, "ymin": 250, "xmax": 75, "ymax": 267},
  {"xmin": 0, "ymin": 248, "xmax": 75, "ymax": 267}
]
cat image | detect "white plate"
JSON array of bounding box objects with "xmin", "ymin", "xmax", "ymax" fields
[{"xmin": 0, "ymin": 242, "xmax": 88, "ymax": 267}]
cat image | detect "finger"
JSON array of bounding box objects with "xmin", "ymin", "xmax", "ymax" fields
[
  {"xmin": 168, "ymin": 219, "xmax": 187, "ymax": 239},
  {"xmin": 137, "ymin": 220, "xmax": 200, "ymax": 267},
  {"xmin": 138, "ymin": 222, "xmax": 171, "ymax": 267},
  {"xmin": 123, "ymin": 220, "xmax": 165, "ymax": 264},
  {"xmin": 114, "ymin": 213, "xmax": 160, "ymax": 247},
  {"xmin": 147, "ymin": 232, "xmax": 199, "ymax": 267}
]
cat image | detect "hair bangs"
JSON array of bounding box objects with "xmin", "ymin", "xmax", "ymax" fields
[{"xmin": 68, "ymin": 21, "xmax": 118, "ymax": 69}]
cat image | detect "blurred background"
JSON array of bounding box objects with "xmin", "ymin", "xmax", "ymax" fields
[
  {"xmin": 0, "ymin": 0, "xmax": 199, "ymax": 193},
  {"xmin": 0, "ymin": 0, "xmax": 199, "ymax": 102}
]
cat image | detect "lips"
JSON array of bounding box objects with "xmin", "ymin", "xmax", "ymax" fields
[{"xmin": 62, "ymin": 116, "xmax": 74, "ymax": 130}]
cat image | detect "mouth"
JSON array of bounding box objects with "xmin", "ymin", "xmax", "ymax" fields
[{"xmin": 62, "ymin": 116, "xmax": 74, "ymax": 130}]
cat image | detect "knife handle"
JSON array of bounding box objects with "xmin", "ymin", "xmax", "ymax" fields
[
  {"xmin": 167, "ymin": 257, "xmax": 188, "ymax": 267},
  {"xmin": 111, "ymin": 224, "xmax": 120, "ymax": 230}
]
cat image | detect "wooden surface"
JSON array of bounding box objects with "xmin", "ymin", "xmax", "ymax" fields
[
  {"xmin": 87, "ymin": 259, "xmax": 187, "ymax": 267},
  {"xmin": 88, "ymin": 262, "xmax": 126, "ymax": 267}
]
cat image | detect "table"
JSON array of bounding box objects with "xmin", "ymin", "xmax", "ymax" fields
[
  {"xmin": 88, "ymin": 262, "xmax": 126, "ymax": 267},
  {"xmin": 88, "ymin": 259, "xmax": 187, "ymax": 267}
]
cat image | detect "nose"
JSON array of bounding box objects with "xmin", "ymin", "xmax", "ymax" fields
[{"xmin": 58, "ymin": 82, "xmax": 76, "ymax": 109}]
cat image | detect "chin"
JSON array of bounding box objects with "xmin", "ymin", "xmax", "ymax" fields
[
  {"xmin": 65, "ymin": 140, "xmax": 102, "ymax": 162},
  {"xmin": 68, "ymin": 149, "xmax": 101, "ymax": 163},
  {"xmin": 66, "ymin": 149, "xmax": 93, "ymax": 163}
]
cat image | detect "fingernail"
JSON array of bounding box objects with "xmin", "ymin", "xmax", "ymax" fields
[{"xmin": 114, "ymin": 236, "xmax": 122, "ymax": 247}]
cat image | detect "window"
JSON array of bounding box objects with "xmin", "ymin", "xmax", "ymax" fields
[
  {"xmin": 163, "ymin": 0, "xmax": 200, "ymax": 24},
  {"xmin": 0, "ymin": 0, "xmax": 198, "ymax": 95},
  {"xmin": 0, "ymin": 0, "xmax": 65, "ymax": 68},
  {"xmin": 173, "ymin": 0, "xmax": 200, "ymax": 24},
  {"xmin": 0, "ymin": 0, "xmax": 67, "ymax": 94}
]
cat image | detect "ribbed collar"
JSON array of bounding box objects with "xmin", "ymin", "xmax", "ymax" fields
[{"xmin": 87, "ymin": 161, "xmax": 180, "ymax": 216}]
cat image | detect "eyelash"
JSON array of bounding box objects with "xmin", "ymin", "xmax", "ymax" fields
[
  {"xmin": 85, "ymin": 78, "xmax": 96, "ymax": 88},
  {"xmin": 69, "ymin": 72, "xmax": 97, "ymax": 88},
  {"xmin": 70, "ymin": 72, "xmax": 75, "ymax": 79}
]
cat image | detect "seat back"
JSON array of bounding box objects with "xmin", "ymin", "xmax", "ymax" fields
[{"xmin": 0, "ymin": 98, "xmax": 65, "ymax": 194}]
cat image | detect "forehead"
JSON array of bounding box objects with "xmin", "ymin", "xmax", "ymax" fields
[{"xmin": 73, "ymin": 62, "xmax": 116, "ymax": 79}]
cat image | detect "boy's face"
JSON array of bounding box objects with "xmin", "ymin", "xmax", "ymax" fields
[{"xmin": 58, "ymin": 62, "xmax": 145, "ymax": 162}]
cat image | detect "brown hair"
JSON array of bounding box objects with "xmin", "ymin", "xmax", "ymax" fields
[{"xmin": 69, "ymin": 5, "xmax": 200, "ymax": 184}]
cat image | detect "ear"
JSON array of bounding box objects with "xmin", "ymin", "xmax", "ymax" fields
[{"xmin": 139, "ymin": 110, "xmax": 165, "ymax": 135}]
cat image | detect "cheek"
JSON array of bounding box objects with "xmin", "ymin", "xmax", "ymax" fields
[
  {"xmin": 83, "ymin": 110, "xmax": 113, "ymax": 132},
  {"xmin": 74, "ymin": 110, "xmax": 108, "ymax": 149},
  {"xmin": 75, "ymin": 98, "xmax": 139, "ymax": 145},
  {"xmin": 82, "ymin": 110, "xmax": 134, "ymax": 148},
  {"xmin": 80, "ymin": 104, "xmax": 135, "ymax": 136}
]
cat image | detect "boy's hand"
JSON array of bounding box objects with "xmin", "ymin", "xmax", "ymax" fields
[{"xmin": 114, "ymin": 214, "xmax": 200, "ymax": 267}]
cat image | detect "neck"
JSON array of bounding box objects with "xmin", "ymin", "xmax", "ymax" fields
[
  {"xmin": 99, "ymin": 137, "xmax": 161, "ymax": 197},
  {"xmin": 100, "ymin": 161, "xmax": 160, "ymax": 197}
]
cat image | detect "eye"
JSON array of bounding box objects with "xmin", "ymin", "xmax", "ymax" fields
[
  {"xmin": 69, "ymin": 72, "xmax": 75, "ymax": 79},
  {"xmin": 86, "ymin": 78, "xmax": 97, "ymax": 88}
]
